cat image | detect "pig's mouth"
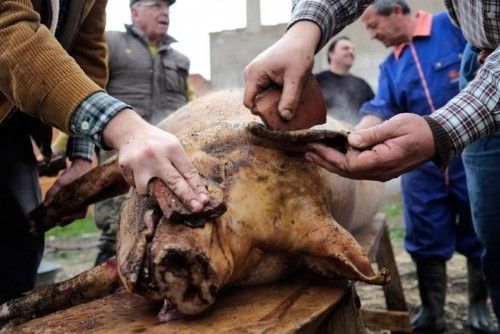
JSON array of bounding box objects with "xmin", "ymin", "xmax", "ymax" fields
[
  {"xmin": 153, "ymin": 245, "xmax": 219, "ymax": 316},
  {"xmin": 133, "ymin": 180, "xmax": 226, "ymax": 320}
]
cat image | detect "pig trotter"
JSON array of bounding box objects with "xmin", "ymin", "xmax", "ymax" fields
[{"xmin": 0, "ymin": 259, "xmax": 120, "ymax": 325}]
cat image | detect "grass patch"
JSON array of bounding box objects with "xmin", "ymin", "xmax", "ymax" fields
[
  {"xmin": 382, "ymin": 200, "xmax": 405, "ymax": 241},
  {"xmin": 45, "ymin": 217, "xmax": 98, "ymax": 239},
  {"xmin": 389, "ymin": 225, "xmax": 405, "ymax": 241},
  {"xmin": 382, "ymin": 201, "xmax": 403, "ymax": 219}
]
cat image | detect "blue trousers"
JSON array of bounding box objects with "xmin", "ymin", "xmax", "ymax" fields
[
  {"xmin": 401, "ymin": 159, "xmax": 483, "ymax": 262},
  {"xmin": 463, "ymin": 132, "xmax": 500, "ymax": 322}
]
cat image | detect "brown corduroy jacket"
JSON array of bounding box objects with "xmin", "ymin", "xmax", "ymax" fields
[{"xmin": 0, "ymin": 0, "xmax": 108, "ymax": 132}]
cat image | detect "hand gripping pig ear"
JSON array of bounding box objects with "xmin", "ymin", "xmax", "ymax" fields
[
  {"xmin": 28, "ymin": 158, "xmax": 226, "ymax": 234},
  {"xmin": 251, "ymin": 74, "xmax": 327, "ymax": 131},
  {"xmin": 148, "ymin": 178, "xmax": 226, "ymax": 228}
]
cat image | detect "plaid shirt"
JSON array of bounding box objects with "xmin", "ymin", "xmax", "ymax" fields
[
  {"xmin": 425, "ymin": 0, "xmax": 500, "ymax": 162},
  {"xmin": 69, "ymin": 93, "xmax": 128, "ymax": 160},
  {"xmin": 290, "ymin": 0, "xmax": 500, "ymax": 164},
  {"xmin": 290, "ymin": 0, "xmax": 373, "ymax": 50}
]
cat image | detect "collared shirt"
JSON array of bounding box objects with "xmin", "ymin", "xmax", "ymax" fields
[
  {"xmin": 393, "ymin": 11, "xmax": 432, "ymax": 60},
  {"xmin": 290, "ymin": 0, "xmax": 500, "ymax": 161},
  {"xmin": 359, "ymin": 12, "xmax": 465, "ymax": 121}
]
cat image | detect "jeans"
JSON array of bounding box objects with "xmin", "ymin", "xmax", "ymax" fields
[{"xmin": 462, "ymin": 132, "xmax": 500, "ymax": 322}]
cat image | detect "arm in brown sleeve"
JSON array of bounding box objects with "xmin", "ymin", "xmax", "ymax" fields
[
  {"xmin": 0, "ymin": 0, "xmax": 102, "ymax": 132},
  {"xmin": 69, "ymin": 0, "xmax": 109, "ymax": 89}
]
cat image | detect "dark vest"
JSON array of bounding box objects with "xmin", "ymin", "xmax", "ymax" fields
[{"xmin": 106, "ymin": 26, "xmax": 189, "ymax": 125}]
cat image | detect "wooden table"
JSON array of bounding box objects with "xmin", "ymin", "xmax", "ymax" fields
[
  {"xmin": 6, "ymin": 277, "xmax": 365, "ymax": 334},
  {"xmin": 6, "ymin": 215, "xmax": 409, "ymax": 334}
]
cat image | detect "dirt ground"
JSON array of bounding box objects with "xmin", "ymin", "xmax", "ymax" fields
[
  {"xmin": 357, "ymin": 216, "xmax": 497, "ymax": 334},
  {"xmin": 42, "ymin": 217, "xmax": 497, "ymax": 333}
]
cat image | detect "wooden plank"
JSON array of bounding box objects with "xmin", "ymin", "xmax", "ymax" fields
[
  {"xmin": 376, "ymin": 225, "xmax": 407, "ymax": 312},
  {"xmin": 315, "ymin": 286, "xmax": 366, "ymax": 334},
  {"xmin": 362, "ymin": 309, "xmax": 412, "ymax": 333},
  {"xmin": 6, "ymin": 275, "xmax": 355, "ymax": 334},
  {"xmin": 354, "ymin": 215, "xmax": 411, "ymax": 334}
]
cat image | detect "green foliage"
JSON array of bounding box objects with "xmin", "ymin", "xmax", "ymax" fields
[
  {"xmin": 389, "ymin": 225, "xmax": 405, "ymax": 241},
  {"xmin": 382, "ymin": 200, "xmax": 404, "ymax": 241},
  {"xmin": 382, "ymin": 201, "xmax": 403, "ymax": 219},
  {"xmin": 45, "ymin": 217, "xmax": 97, "ymax": 239}
]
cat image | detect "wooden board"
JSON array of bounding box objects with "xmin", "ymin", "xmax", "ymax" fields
[
  {"xmin": 7, "ymin": 216, "xmax": 401, "ymax": 333},
  {"xmin": 6, "ymin": 276, "xmax": 353, "ymax": 334}
]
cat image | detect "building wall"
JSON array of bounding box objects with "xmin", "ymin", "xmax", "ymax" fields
[
  {"xmin": 210, "ymin": 0, "xmax": 446, "ymax": 91},
  {"xmin": 210, "ymin": 24, "xmax": 287, "ymax": 90}
]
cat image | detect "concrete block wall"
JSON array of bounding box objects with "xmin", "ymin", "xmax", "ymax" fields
[{"xmin": 210, "ymin": 0, "xmax": 446, "ymax": 91}]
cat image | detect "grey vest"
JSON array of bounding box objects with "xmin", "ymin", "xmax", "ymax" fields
[{"xmin": 106, "ymin": 26, "xmax": 189, "ymax": 125}]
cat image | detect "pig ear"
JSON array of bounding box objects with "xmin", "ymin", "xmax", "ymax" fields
[
  {"xmin": 28, "ymin": 158, "xmax": 129, "ymax": 234},
  {"xmin": 247, "ymin": 122, "xmax": 348, "ymax": 154},
  {"xmin": 298, "ymin": 216, "xmax": 390, "ymax": 285}
]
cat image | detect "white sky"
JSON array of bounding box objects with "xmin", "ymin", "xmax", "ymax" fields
[{"xmin": 105, "ymin": 0, "xmax": 293, "ymax": 79}]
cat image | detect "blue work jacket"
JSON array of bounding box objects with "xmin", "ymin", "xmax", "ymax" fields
[
  {"xmin": 360, "ymin": 12, "xmax": 466, "ymax": 120},
  {"xmin": 359, "ymin": 13, "xmax": 479, "ymax": 260},
  {"xmin": 359, "ymin": 12, "xmax": 467, "ymax": 185}
]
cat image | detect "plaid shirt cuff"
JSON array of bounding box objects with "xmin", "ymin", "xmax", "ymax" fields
[
  {"xmin": 424, "ymin": 116, "xmax": 454, "ymax": 168},
  {"xmin": 66, "ymin": 135, "xmax": 95, "ymax": 162},
  {"xmin": 289, "ymin": 0, "xmax": 372, "ymax": 51},
  {"xmin": 70, "ymin": 92, "xmax": 130, "ymax": 149}
]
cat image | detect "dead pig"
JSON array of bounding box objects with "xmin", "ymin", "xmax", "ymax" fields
[{"xmin": 1, "ymin": 90, "xmax": 389, "ymax": 324}]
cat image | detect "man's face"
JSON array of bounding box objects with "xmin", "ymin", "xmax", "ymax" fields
[
  {"xmin": 131, "ymin": 0, "xmax": 170, "ymax": 42},
  {"xmin": 328, "ymin": 39, "xmax": 355, "ymax": 68},
  {"xmin": 361, "ymin": 6, "xmax": 406, "ymax": 47}
]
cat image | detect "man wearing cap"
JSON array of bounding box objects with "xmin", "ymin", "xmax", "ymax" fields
[
  {"xmin": 0, "ymin": 0, "xmax": 209, "ymax": 305},
  {"xmin": 94, "ymin": 0, "xmax": 194, "ymax": 264}
]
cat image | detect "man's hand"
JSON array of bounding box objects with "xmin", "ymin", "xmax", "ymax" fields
[
  {"xmin": 44, "ymin": 158, "xmax": 93, "ymax": 224},
  {"xmin": 243, "ymin": 21, "xmax": 321, "ymax": 121},
  {"xmin": 102, "ymin": 109, "xmax": 210, "ymax": 213},
  {"xmin": 305, "ymin": 113, "xmax": 436, "ymax": 181},
  {"xmin": 355, "ymin": 114, "xmax": 383, "ymax": 130}
]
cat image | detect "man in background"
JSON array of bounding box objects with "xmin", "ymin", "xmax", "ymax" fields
[
  {"xmin": 315, "ymin": 37, "xmax": 374, "ymax": 124},
  {"xmin": 94, "ymin": 0, "xmax": 193, "ymax": 264},
  {"xmin": 356, "ymin": 2, "xmax": 494, "ymax": 333}
]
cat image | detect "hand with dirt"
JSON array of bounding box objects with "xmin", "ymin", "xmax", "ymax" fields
[
  {"xmin": 305, "ymin": 113, "xmax": 437, "ymax": 181},
  {"xmin": 102, "ymin": 108, "xmax": 210, "ymax": 212},
  {"xmin": 243, "ymin": 21, "xmax": 321, "ymax": 121}
]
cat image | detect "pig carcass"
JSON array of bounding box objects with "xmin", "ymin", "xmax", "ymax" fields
[{"xmin": 0, "ymin": 90, "xmax": 389, "ymax": 324}]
